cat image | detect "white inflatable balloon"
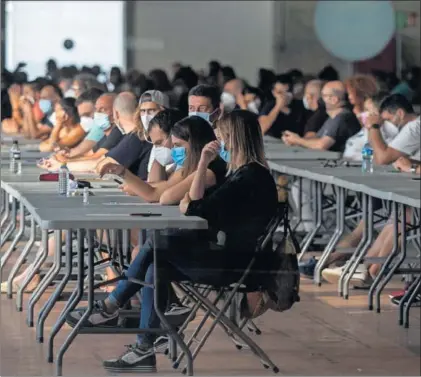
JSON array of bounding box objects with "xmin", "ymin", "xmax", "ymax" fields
[{"xmin": 314, "ymin": 1, "xmax": 396, "ymax": 62}]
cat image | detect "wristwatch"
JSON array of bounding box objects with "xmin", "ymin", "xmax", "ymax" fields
[{"xmin": 371, "ymin": 124, "xmax": 381, "ymax": 129}]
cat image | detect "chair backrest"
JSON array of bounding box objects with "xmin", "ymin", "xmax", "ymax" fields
[{"xmin": 255, "ymin": 201, "xmax": 288, "ymax": 253}]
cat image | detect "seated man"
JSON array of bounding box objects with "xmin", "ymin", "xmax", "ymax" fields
[
  {"xmin": 259, "ymin": 74, "xmax": 307, "ymax": 137},
  {"xmin": 187, "ymin": 84, "xmax": 222, "ymax": 126}
]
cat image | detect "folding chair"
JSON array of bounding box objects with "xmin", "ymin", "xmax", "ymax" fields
[{"xmin": 171, "ymin": 201, "xmax": 289, "ymax": 374}]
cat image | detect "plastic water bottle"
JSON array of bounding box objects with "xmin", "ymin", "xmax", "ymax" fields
[
  {"xmin": 9, "ymin": 140, "xmax": 21, "ymax": 174},
  {"xmin": 361, "ymin": 143, "xmax": 374, "ymax": 173},
  {"xmin": 83, "ymin": 187, "xmax": 89, "ymax": 205},
  {"xmin": 58, "ymin": 163, "xmax": 70, "ymax": 196}
]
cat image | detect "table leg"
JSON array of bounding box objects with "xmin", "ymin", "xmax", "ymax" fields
[
  {"xmin": 0, "ymin": 192, "xmax": 10, "ymax": 228},
  {"xmin": 369, "ymin": 201, "xmax": 399, "ymax": 312},
  {"xmin": 299, "ymin": 181, "xmax": 322, "ymax": 260},
  {"xmin": 47, "ymin": 230, "xmax": 82, "ymax": 363},
  {"xmin": 338, "ymin": 193, "xmax": 368, "ymax": 296},
  {"xmin": 343, "ymin": 195, "xmax": 374, "ymax": 299},
  {"xmin": 292, "ymin": 177, "xmax": 303, "ymax": 232},
  {"xmin": 1, "ymin": 196, "xmax": 17, "ymax": 248},
  {"xmin": 6, "ymin": 214, "xmax": 33, "ymax": 299},
  {"xmin": 402, "ymin": 275, "xmax": 421, "ymax": 328},
  {"xmin": 314, "ymin": 186, "xmax": 345, "ymax": 285},
  {"xmin": 37, "ymin": 230, "xmax": 71, "ymax": 343},
  {"xmin": 0, "ymin": 189, "xmax": 5, "ymax": 215},
  {"xmin": 56, "ymin": 229, "xmax": 90, "ymax": 376},
  {"xmin": 1, "ymin": 201, "xmax": 25, "ymax": 282},
  {"xmin": 152, "ymin": 230, "xmax": 194, "ymax": 375},
  {"xmin": 26, "ymin": 230, "xmax": 52, "ymax": 327}
]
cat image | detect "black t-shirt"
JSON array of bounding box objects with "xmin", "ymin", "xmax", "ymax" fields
[
  {"xmin": 316, "ymin": 109, "xmax": 361, "ymax": 152},
  {"xmin": 106, "ymin": 132, "xmax": 152, "ymax": 180},
  {"xmin": 93, "ymin": 127, "xmax": 123, "ymax": 153},
  {"xmin": 1, "ymin": 89, "xmax": 12, "ymax": 121},
  {"xmin": 303, "ymin": 108, "xmax": 329, "ymax": 135},
  {"xmin": 259, "ymin": 99, "xmax": 306, "ymax": 137},
  {"xmin": 207, "ymin": 157, "xmax": 227, "ymax": 187},
  {"xmin": 186, "ymin": 162, "xmax": 277, "ymax": 252}
]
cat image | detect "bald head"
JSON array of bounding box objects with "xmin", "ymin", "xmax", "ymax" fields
[
  {"xmin": 321, "ymin": 81, "xmax": 346, "ymax": 111},
  {"xmin": 113, "ymin": 91, "xmax": 137, "ymax": 116},
  {"xmin": 224, "ymin": 79, "xmax": 244, "ymax": 96},
  {"xmin": 95, "ymin": 93, "xmax": 116, "ymax": 121}
]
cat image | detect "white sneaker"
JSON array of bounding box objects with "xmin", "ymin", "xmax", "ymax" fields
[{"xmin": 322, "ymin": 263, "xmax": 368, "ymax": 287}]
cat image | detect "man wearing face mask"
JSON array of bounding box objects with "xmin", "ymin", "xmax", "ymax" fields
[
  {"xmin": 98, "ymin": 92, "xmax": 152, "ymax": 180},
  {"xmin": 302, "ymin": 80, "xmax": 329, "ymax": 139},
  {"xmin": 187, "ymin": 84, "xmax": 222, "ymax": 125},
  {"xmin": 236, "ymin": 86, "xmax": 263, "ymax": 114},
  {"xmin": 221, "ymin": 78, "xmax": 245, "ymax": 113},
  {"xmin": 259, "ymin": 74, "xmax": 305, "ymax": 137},
  {"xmin": 22, "ymin": 83, "xmax": 62, "ymax": 139},
  {"xmin": 365, "ymin": 94, "xmax": 420, "ymax": 165}
]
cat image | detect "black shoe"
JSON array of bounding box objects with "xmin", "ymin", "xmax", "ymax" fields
[
  {"xmin": 103, "ymin": 344, "xmax": 157, "ymax": 373},
  {"xmin": 65, "ymin": 300, "xmax": 119, "ymax": 328},
  {"xmin": 153, "ymin": 332, "xmax": 185, "ymax": 354},
  {"xmin": 165, "ymin": 303, "xmax": 193, "ymax": 327}
]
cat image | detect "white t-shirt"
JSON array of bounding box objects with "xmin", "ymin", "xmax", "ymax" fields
[
  {"xmin": 388, "ymin": 116, "xmax": 421, "ymax": 161},
  {"xmin": 343, "ymin": 121, "xmax": 398, "ymax": 161}
]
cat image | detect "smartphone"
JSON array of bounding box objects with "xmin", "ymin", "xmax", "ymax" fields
[
  {"xmin": 114, "ymin": 179, "xmax": 123, "ymax": 185},
  {"xmin": 130, "ymin": 213, "xmax": 162, "ymax": 217}
]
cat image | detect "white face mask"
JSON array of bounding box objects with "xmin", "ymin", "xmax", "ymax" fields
[
  {"xmin": 80, "ymin": 116, "xmax": 95, "ymax": 132},
  {"xmin": 303, "ymin": 97, "xmax": 311, "ymax": 110},
  {"xmin": 141, "ymin": 114, "xmax": 155, "ymax": 131},
  {"xmin": 115, "ymin": 120, "xmax": 126, "ymax": 135},
  {"xmin": 221, "ymin": 92, "xmax": 236, "ymax": 112},
  {"xmin": 154, "ymin": 146, "xmax": 173, "ymax": 166},
  {"xmin": 247, "ymin": 100, "xmax": 260, "ymax": 114},
  {"xmin": 64, "ymin": 89, "xmax": 76, "ymax": 99}
]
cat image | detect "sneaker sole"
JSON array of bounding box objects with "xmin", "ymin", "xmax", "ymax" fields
[
  {"xmin": 103, "ymin": 365, "xmax": 157, "ymax": 373},
  {"xmin": 321, "ymin": 271, "xmax": 342, "ymax": 285}
]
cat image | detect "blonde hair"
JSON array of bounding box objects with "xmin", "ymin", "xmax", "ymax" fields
[{"xmin": 216, "ymin": 110, "xmax": 267, "ymax": 173}]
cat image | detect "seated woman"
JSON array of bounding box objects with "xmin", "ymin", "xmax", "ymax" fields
[
  {"xmin": 39, "ymin": 98, "xmax": 86, "ymax": 152},
  {"xmin": 67, "ymin": 110, "xmax": 278, "ymax": 373}
]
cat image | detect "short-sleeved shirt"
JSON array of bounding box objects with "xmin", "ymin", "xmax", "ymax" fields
[
  {"xmin": 303, "ymin": 108, "xmax": 329, "ymax": 135},
  {"xmin": 343, "ymin": 121, "xmax": 398, "ymax": 161},
  {"xmin": 316, "ymin": 109, "xmax": 361, "ymax": 152},
  {"xmin": 85, "ymin": 125, "xmax": 105, "ymax": 143},
  {"xmin": 92, "ymin": 127, "xmax": 123, "ymax": 153},
  {"xmin": 388, "ymin": 116, "xmax": 420, "ymax": 161},
  {"xmin": 106, "ymin": 132, "xmax": 152, "ymax": 180},
  {"xmin": 40, "ymin": 112, "xmax": 56, "ymax": 128},
  {"xmin": 259, "ymin": 99, "xmax": 307, "ymax": 137}
]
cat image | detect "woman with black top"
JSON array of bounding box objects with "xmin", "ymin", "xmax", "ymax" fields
[{"xmin": 67, "ymin": 110, "xmax": 278, "ymax": 373}]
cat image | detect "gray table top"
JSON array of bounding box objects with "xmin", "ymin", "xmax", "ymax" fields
[
  {"xmin": 0, "ymin": 150, "xmax": 50, "ymax": 159},
  {"xmin": 265, "ymin": 148, "xmax": 341, "ymax": 161},
  {"xmin": 19, "ymin": 191, "xmax": 207, "ymax": 230},
  {"xmin": 268, "ymin": 160, "xmax": 421, "ymax": 208}
]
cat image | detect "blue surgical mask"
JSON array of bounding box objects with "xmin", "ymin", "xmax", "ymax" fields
[
  {"xmin": 94, "ymin": 112, "xmax": 111, "ymax": 131},
  {"xmin": 219, "ymin": 141, "xmax": 231, "ymax": 163},
  {"xmin": 39, "ymin": 99, "xmax": 53, "ymax": 115},
  {"xmin": 189, "ymin": 111, "xmax": 210, "ymax": 122},
  {"xmin": 171, "ymin": 147, "xmax": 186, "ymax": 168}
]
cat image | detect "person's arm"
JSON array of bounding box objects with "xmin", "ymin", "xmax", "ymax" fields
[
  {"xmin": 393, "ymin": 157, "xmax": 421, "ymax": 174},
  {"xmin": 55, "ymin": 125, "xmax": 86, "ymax": 149},
  {"xmin": 303, "ymin": 131, "xmax": 317, "ymax": 139},
  {"xmin": 66, "ymin": 139, "xmax": 97, "ymax": 159},
  {"xmin": 67, "ymin": 157, "xmax": 104, "ymax": 172},
  {"xmin": 367, "ymin": 127, "xmax": 403, "ymax": 165},
  {"xmin": 258, "ymin": 95, "xmax": 289, "ymax": 135},
  {"xmin": 148, "ymin": 160, "xmax": 167, "ymax": 183},
  {"xmin": 282, "ymin": 131, "xmax": 334, "ymax": 150}
]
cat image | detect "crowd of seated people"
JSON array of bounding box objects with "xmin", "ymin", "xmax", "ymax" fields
[{"xmin": 1, "ymin": 59, "xmax": 421, "ymax": 372}]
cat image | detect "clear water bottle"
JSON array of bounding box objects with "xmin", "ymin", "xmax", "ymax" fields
[
  {"xmin": 58, "ymin": 163, "xmax": 70, "ymax": 197},
  {"xmin": 9, "ymin": 140, "xmax": 21, "ymax": 174},
  {"xmin": 361, "ymin": 142, "xmax": 374, "ymax": 173}
]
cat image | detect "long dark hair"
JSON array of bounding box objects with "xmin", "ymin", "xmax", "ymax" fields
[
  {"xmin": 171, "ymin": 116, "xmax": 216, "ymax": 177},
  {"xmin": 59, "ymin": 97, "xmax": 80, "ymax": 124}
]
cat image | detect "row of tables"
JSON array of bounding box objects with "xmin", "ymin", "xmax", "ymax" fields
[{"xmin": 1, "ymin": 133, "xmax": 419, "ymax": 375}]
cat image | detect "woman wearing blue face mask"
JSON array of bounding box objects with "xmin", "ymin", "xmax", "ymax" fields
[
  {"xmin": 39, "ymin": 98, "xmax": 86, "ymax": 152},
  {"xmin": 99, "ymin": 115, "xmax": 227, "ymax": 205},
  {"xmin": 66, "ymin": 111, "xmax": 277, "ymax": 373}
]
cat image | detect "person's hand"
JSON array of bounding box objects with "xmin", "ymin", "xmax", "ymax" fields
[
  {"xmin": 8, "ymin": 84, "xmax": 21, "ymax": 108},
  {"xmin": 200, "ymin": 140, "xmax": 220, "ymax": 166},
  {"xmin": 273, "ymin": 91, "xmax": 288, "ymax": 110},
  {"xmin": 119, "ymin": 184, "xmax": 136, "ymax": 196},
  {"xmin": 393, "ymin": 157, "xmax": 412, "ymax": 173},
  {"xmin": 364, "ymin": 112, "xmax": 382, "ymax": 129},
  {"xmin": 98, "ymin": 162, "xmax": 126, "ymax": 178},
  {"xmin": 37, "ymin": 157, "xmax": 60, "ymax": 171},
  {"xmin": 21, "ymin": 99, "xmax": 33, "ymax": 114},
  {"xmin": 236, "ymin": 92, "xmax": 247, "ymax": 110},
  {"xmin": 282, "ymin": 131, "xmax": 300, "ymax": 146},
  {"xmin": 179, "ymin": 192, "xmax": 191, "ymax": 214}
]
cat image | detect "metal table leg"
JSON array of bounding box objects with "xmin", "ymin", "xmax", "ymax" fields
[
  {"xmin": 56, "ymin": 229, "xmax": 92, "ymax": 376},
  {"xmin": 26, "ymin": 230, "xmax": 51, "ymax": 327},
  {"xmin": 314, "ymin": 186, "xmax": 345, "ymax": 285},
  {"xmin": 1, "ymin": 196, "xmax": 17, "ymax": 248},
  {"xmin": 1, "ymin": 201, "xmax": 25, "ymax": 282},
  {"xmin": 0, "ymin": 192, "xmax": 10, "ymax": 228},
  {"xmin": 369, "ymin": 201, "xmax": 399, "ymax": 312},
  {"xmin": 37, "ymin": 230, "xmax": 71, "ymax": 343},
  {"xmin": 402, "ymin": 275, "xmax": 421, "ymax": 328},
  {"xmin": 47, "ymin": 230, "xmax": 82, "ymax": 363},
  {"xmin": 299, "ymin": 181, "xmax": 322, "ymax": 259},
  {"xmin": 152, "ymin": 230, "xmax": 194, "ymax": 376},
  {"xmin": 342, "ymin": 194, "xmax": 374, "ymax": 299},
  {"xmin": 292, "ymin": 177, "xmax": 303, "ymax": 232},
  {"xmin": 6, "ymin": 215, "xmax": 34, "ymax": 299}
]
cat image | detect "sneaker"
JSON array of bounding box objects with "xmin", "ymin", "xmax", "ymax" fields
[
  {"xmin": 322, "ymin": 263, "xmax": 369, "ymax": 287},
  {"xmin": 391, "ymin": 293, "xmax": 421, "ymax": 307},
  {"xmin": 299, "ymin": 257, "xmax": 317, "ymax": 278},
  {"xmin": 65, "ymin": 300, "xmax": 119, "ymax": 328},
  {"xmin": 153, "ymin": 332, "xmax": 185, "ymax": 354},
  {"xmin": 165, "ymin": 303, "xmax": 193, "ymax": 327},
  {"xmin": 103, "ymin": 343, "xmax": 157, "ymax": 373},
  {"xmin": 389, "ymin": 289, "xmax": 406, "ymax": 299}
]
